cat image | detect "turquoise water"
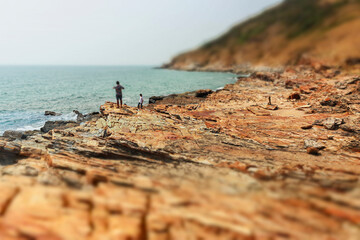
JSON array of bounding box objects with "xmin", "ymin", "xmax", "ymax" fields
[{"xmin": 0, "ymin": 66, "xmax": 236, "ymax": 134}]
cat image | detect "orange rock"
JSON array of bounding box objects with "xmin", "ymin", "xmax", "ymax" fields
[{"xmin": 0, "ymin": 66, "xmax": 359, "ymax": 239}]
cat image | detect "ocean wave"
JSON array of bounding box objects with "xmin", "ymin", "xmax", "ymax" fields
[
  {"xmin": 1, "ymin": 111, "xmax": 79, "ymax": 135},
  {"xmin": 15, "ymin": 124, "xmax": 43, "ymax": 132},
  {"xmin": 49, "ymin": 111, "xmax": 78, "ymax": 122}
]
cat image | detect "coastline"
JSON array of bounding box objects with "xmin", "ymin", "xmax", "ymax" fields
[
  {"xmin": 0, "ymin": 63, "xmax": 360, "ymax": 238},
  {"xmin": 0, "ymin": 65, "xmax": 237, "ymax": 135}
]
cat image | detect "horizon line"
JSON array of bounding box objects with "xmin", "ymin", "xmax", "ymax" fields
[{"xmin": 0, "ymin": 64, "xmax": 158, "ymax": 67}]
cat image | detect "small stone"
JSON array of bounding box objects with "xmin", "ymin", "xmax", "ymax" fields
[
  {"xmin": 320, "ymin": 98, "xmax": 338, "ymax": 107},
  {"xmin": 304, "ymin": 139, "xmax": 325, "ymax": 150},
  {"xmin": 299, "ymin": 86, "xmax": 312, "ymax": 94},
  {"xmin": 296, "ymin": 105, "xmax": 312, "ymax": 110},
  {"xmin": 285, "ymin": 80, "xmax": 297, "ymax": 89},
  {"xmin": 307, "ymin": 147, "xmax": 319, "ymax": 155},
  {"xmin": 45, "ymin": 111, "xmax": 61, "ymax": 116},
  {"xmin": 265, "ymin": 105, "xmax": 278, "ymax": 110},
  {"xmin": 288, "ymin": 92, "xmax": 300, "ymax": 100},
  {"xmin": 301, "ymin": 125, "xmax": 313, "ymax": 130},
  {"xmin": 305, "ymin": 109, "xmax": 315, "ymax": 114}
]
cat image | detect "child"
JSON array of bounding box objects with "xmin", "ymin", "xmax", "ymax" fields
[{"xmin": 138, "ymin": 94, "xmax": 144, "ymax": 109}]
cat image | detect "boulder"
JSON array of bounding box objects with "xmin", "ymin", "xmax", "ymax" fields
[
  {"xmin": 73, "ymin": 110, "xmax": 84, "ymax": 122},
  {"xmin": 44, "ymin": 111, "xmax": 61, "ymax": 116},
  {"xmin": 313, "ymin": 117, "xmax": 344, "ymax": 130},
  {"xmin": 83, "ymin": 112, "xmax": 100, "ymax": 122},
  {"xmin": 2, "ymin": 130, "xmax": 27, "ymax": 140},
  {"xmin": 195, "ymin": 89, "xmax": 213, "ymax": 98},
  {"xmin": 340, "ymin": 118, "xmax": 360, "ymax": 133},
  {"xmin": 149, "ymin": 96, "xmax": 165, "ymax": 104},
  {"xmin": 40, "ymin": 121, "xmax": 78, "ymax": 133}
]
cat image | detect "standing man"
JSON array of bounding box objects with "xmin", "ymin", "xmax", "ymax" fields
[{"xmin": 113, "ymin": 81, "xmax": 125, "ymax": 108}]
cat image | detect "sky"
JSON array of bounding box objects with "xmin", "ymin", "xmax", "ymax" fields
[{"xmin": 0, "ymin": 0, "xmax": 282, "ymax": 66}]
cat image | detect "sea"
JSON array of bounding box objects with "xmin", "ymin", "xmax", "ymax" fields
[{"xmin": 0, "ymin": 66, "xmax": 236, "ymax": 135}]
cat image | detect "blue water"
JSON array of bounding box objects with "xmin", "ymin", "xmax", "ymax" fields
[{"xmin": 0, "ymin": 66, "xmax": 236, "ymax": 134}]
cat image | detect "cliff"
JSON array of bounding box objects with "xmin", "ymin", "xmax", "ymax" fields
[
  {"xmin": 1, "ymin": 63, "xmax": 360, "ymax": 239},
  {"xmin": 163, "ymin": 0, "xmax": 360, "ymax": 72}
]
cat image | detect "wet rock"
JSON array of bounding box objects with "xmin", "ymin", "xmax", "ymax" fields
[
  {"xmin": 83, "ymin": 112, "xmax": 100, "ymax": 122},
  {"xmin": 195, "ymin": 89, "xmax": 213, "ymax": 98},
  {"xmin": 2, "ymin": 130, "xmax": 27, "ymax": 140},
  {"xmin": 73, "ymin": 111, "xmax": 100, "ymax": 123},
  {"xmin": 73, "ymin": 110, "xmax": 84, "ymax": 122},
  {"xmin": 45, "ymin": 111, "xmax": 61, "ymax": 116},
  {"xmin": 24, "ymin": 130, "xmax": 41, "ymax": 137},
  {"xmin": 40, "ymin": 121, "xmax": 78, "ymax": 133},
  {"xmin": 149, "ymin": 96, "xmax": 165, "ymax": 104}
]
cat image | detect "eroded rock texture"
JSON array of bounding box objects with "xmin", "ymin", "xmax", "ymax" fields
[{"xmin": 0, "ymin": 65, "xmax": 360, "ymax": 239}]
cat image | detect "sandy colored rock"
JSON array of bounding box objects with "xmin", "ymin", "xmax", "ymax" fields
[{"xmin": 0, "ymin": 65, "xmax": 360, "ymax": 239}]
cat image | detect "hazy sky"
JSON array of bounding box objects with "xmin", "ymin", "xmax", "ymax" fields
[{"xmin": 0, "ymin": 0, "xmax": 281, "ymax": 65}]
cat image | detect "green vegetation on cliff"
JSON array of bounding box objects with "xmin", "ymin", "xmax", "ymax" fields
[
  {"xmin": 166, "ymin": 0, "xmax": 360, "ymax": 70},
  {"xmin": 204, "ymin": 0, "xmax": 352, "ymax": 48}
]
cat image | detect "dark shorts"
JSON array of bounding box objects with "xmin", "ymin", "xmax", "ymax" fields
[{"xmin": 116, "ymin": 94, "xmax": 122, "ymax": 100}]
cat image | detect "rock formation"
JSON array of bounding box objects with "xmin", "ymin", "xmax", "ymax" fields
[
  {"xmin": 0, "ymin": 63, "xmax": 359, "ymax": 239},
  {"xmin": 163, "ymin": 0, "xmax": 360, "ymax": 72}
]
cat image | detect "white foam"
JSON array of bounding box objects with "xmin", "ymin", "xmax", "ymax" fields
[
  {"xmin": 15, "ymin": 125, "xmax": 43, "ymax": 132},
  {"xmin": 11, "ymin": 111, "xmax": 78, "ymax": 133},
  {"xmin": 50, "ymin": 111, "xmax": 78, "ymax": 121}
]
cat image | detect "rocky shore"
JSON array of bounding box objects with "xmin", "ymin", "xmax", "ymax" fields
[{"xmin": 0, "ymin": 63, "xmax": 360, "ymax": 239}]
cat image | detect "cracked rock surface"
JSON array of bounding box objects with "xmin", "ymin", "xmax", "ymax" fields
[{"xmin": 0, "ymin": 65, "xmax": 360, "ymax": 239}]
